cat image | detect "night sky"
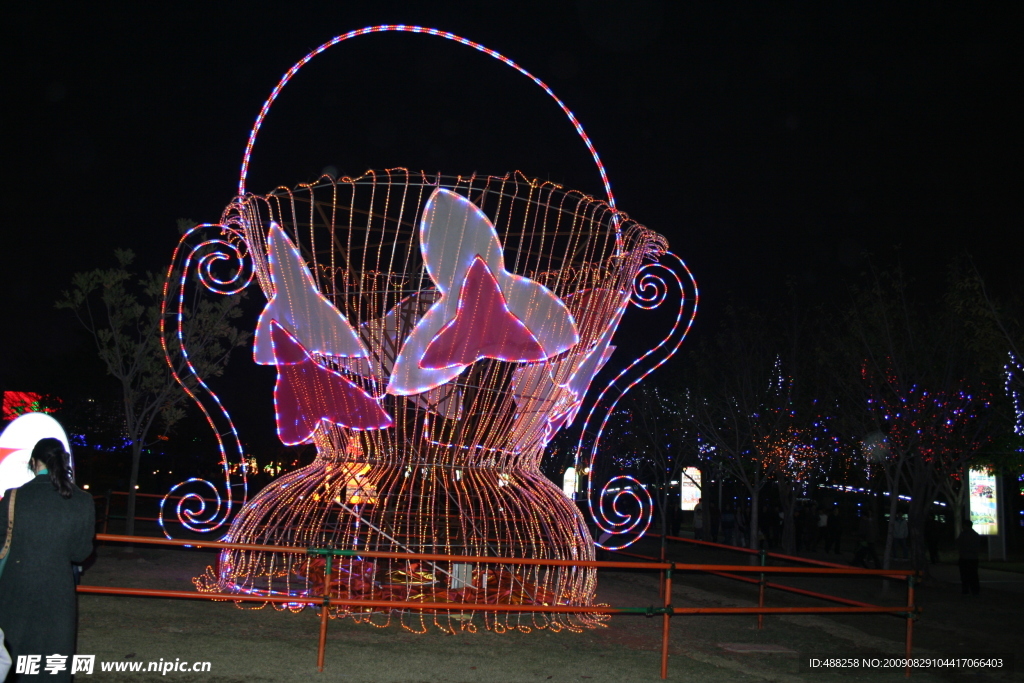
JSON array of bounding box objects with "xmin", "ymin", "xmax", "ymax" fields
[{"xmin": 2, "ymin": 2, "xmax": 1020, "ymax": 450}]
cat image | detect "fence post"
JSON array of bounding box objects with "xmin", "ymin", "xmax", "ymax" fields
[
  {"xmin": 103, "ymin": 490, "xmax": 111, "ymax": 535},
  {"xmin": 661, "ymin": 563, "xmax": 673, "ymax": 680},
  {"xmin": 659, "ymin": 537, "xmax": 667, "ymax": 601},
  {"xmin": 904, "ymin": 572, "xmax": 916, "ymax": 678},
  {"xmin": 317, "ymin": 554, "xmax": 333, "ymax": 672},
  {"xmin": 757, "ymin": 548, "xmax": 767, "ymax": 630}
]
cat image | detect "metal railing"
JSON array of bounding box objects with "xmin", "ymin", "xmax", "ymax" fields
[{"xmin": 80, "ymin": 533, "xmax": 920, "ymax": 679}]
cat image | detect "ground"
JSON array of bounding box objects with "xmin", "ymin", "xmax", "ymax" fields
[{"xmin": 72, "ymin": 534, "xmax": 1021, "ymax": 682}]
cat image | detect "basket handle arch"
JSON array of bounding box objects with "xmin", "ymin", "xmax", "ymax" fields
[{"xmin": 237, "ymin": 25, "xmax": 618, "ymax": 217}]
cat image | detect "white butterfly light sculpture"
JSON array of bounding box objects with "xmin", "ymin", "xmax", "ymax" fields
[
  {"xmin": 253, "ymin": 223, "xmax": 392, "ymax": 442},
  {"xmin": 387, "ymin": 189, "xmax": 579, "ymax": 395}
]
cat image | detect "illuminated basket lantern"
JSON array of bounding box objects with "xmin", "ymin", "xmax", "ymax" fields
[{"xmin": 163, "ymin": 27, "xmax": 696, "ymax": 633}]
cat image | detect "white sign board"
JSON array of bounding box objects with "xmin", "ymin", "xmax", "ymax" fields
[
  {"xmin": 562, "ymin": 467, "xmax": 577, "ymax": 498},
  {"xmin": 679, "ymin": 467, "xmax": 701, "ymax": 510},
  {"xmin": 968, "ymin": 467, "xmax": 998, "ymax": 536}
]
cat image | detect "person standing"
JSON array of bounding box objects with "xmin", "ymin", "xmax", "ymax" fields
[
  {"xmin": 824, "ymin": 506, "xmax": 843, "ymax": 554},
  {"xmin": 736, "ymin": 504, "xmax": 748, "ymax": 549},
  {"xmin": 852, "ymin": 510, "xmax": 880, "ymax": 568},
  {"xmin": 924, "ymin": 513, "xmax": 941, "ymax": 564},
  {"xmin": 813, "ymin": 506, "xmax": 829, "ymax": 551},
  {"xmin": 956, "ymin": 519, "xmax": 982, "ymax": 596},
  {"xmin": 893, "ymin": 514, "xmax": 909, "ymax": 561},
  {"xmin": 720, "ymin": 504, "xmax": 736, "ymax": 546},
  {"xmin": 693, "ymin": 499, "xmax": 704, "ymax": 540},
  {"xmin": 0, "ymin": 438, "xmax": 95, "ymax": 682}
]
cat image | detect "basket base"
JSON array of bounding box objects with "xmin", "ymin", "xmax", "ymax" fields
[{"xmin": 196, "ymin": 456, "xmax": 606, "ymax": 633}]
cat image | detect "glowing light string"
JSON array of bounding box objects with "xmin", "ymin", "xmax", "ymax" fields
[
  {"xmin": 236, "ymin": 25, "xmax": 618, "ymax": 223},
  {"xmin": 159, "ymin": 223, "xmax": 254, "ymax": 538},
  {"xmin": 508, "ymin": 288, "xmax": 626, "ymax": 453},
  {"xmin": 340, "ymin": 291, "xmax": 463, "ymax": 418},
  {"xmin": 1006, "ymin": 352, "xmax": 1024, "ymax": 436},
  {"xmin": 551, "ymin": 289, "xmax": 629, "ymax": 429},
  {"xmin": 576, "ymin": 252, "xmax": 699, "ymax": 550},
  {"xmin": 422, "ymin": 258, "xmax": 546, "ymax": 367}
]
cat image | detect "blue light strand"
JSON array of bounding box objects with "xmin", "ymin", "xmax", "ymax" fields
[{"xmin": 1006, "ymin": 351, "xmax": 1024, "ymax": 436}]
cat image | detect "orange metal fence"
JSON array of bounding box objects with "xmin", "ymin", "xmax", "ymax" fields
[
  {"xmin": 623, "ymin": 532, "xmax": 922, "ymax": 673},
  {"xmin": 81, "ymin": 533, "xmax": 920, "ymax": 679},
  {"xmin": 637, "ymin": 533, "xmax": 913, "ymax": 619}
]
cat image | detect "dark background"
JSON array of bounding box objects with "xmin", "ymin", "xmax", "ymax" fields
[{"xmin": 2, "ymin": 1, "xmax": 1020, "ymax": 478}]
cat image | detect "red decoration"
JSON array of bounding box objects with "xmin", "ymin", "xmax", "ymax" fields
[
  {"xmin": 270, "ymin": 322, "xmax": 392, "ymax": 443},
  {"xmin": 2, "ymin": 391, "xmax": 58, "ymax": 421},
  {"xmin": 421, "ymin": 257, "xmax": 545, "ymax": 369},
  {"xmin": 0, "ymin": 447, "xmax": 19, "ymax": 465}
]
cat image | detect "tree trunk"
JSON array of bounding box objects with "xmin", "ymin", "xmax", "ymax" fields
[
  {"xmin": 124, "ymin": 441, "xmax": 142, "ymax": 540},
  {"xmin": 660, "ymin": 489, "xmax": 669, "ymax": 560},
  {"xmin": 907, "ymin": 494, "xmax": 931, "ymax": 576},
  {"xmin": 748, "ymin": 489, "xmax": 760, "ymax": 550},
  {"xmin": 780, "ymin": 481, "xmax": 798, "ymax": 555},
  {"xmin": 882, "ymin": 478, "xmax": 899, "ymax": 571},
  {"xmin": 947, "ymin": 470, "xmax": 967, "ymax": 540},
  {"xmin": 880, "ymin": 456, "xmax": 906, "ymax": 572},
  {"xmin": 699, "ymin": 464, "xmax": 711, "ymax": 534}
]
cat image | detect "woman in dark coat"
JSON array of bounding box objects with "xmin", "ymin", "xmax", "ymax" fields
[{"xmin": 0, "ymin": 438, "xmax": 94, "ymax": 682}]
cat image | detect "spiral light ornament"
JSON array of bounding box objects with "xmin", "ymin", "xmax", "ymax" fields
[
  {"xmin": 579, "ymin": 254, "xmax": 698, "ymax": 550},
  {"xmin": 159, "ymin": 224, "xmax": 254, "ymax": 538}
]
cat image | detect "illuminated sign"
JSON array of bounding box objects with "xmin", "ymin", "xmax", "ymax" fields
[
  {"xmin": 562, "ymin": 467, "xmax": 578, "ymax": 498},
  {"xmin": 0, "ymin": 413, "xmax": 72, "ymax": 495},
  {"xmin": 679, "ymin": 467, "xmax": 701, "ymax": 511},
  {"xmin": 968, "ymin": 467, "xmax": 998, "ymax": 536}
]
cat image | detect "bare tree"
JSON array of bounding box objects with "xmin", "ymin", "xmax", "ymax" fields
[{"xmin": 56, "ymin": 236, "xmax": 248, "ymax": 538}]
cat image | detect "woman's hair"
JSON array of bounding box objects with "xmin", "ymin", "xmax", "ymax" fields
[{"xmin": 30, "ymin": 437, "xmax": 75, "ymax": 499}]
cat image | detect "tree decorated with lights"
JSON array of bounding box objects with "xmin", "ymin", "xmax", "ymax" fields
[
  {"xmin": 847, "ymin": 264, "xmax": 998, "ymax": 571},
  {"xmin": 684, "ymin": 291, "xmax": 842, "ymax": 551},
  {"xmin": 755, "ymin": 408, "xmax": 846, "ymax": 554},
  {"xmin": 946, "ymin": 260, "xmax": 1024, "ymax": 481},
  {"xmin": 687, "ymin": 333, "xmax": 798, "ymax": 549}
]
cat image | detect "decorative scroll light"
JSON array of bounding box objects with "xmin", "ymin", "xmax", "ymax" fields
[
  {"xmin": 164, "ymin": 25, "xmax": 696, "ymax": 634},
  {"xmin": 576, "ymin": 255, "xmax": 699, "ymax": 550}
]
